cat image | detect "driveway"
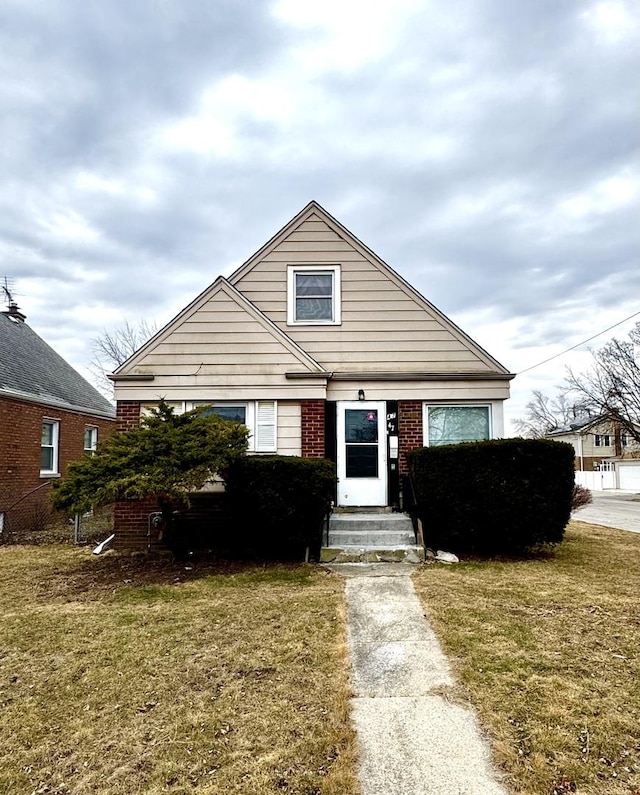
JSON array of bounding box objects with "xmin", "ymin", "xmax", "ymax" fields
[{"xmin": 572, "ymin": 490, "xmax": 640, "ymax": 534}]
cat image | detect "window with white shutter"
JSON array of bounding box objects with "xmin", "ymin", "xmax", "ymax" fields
[
  {"xmin": 255, "ymin": 401, "xmax": 277, "ymax": 452},
  {"xmin": 188, "ymin": 400, "xmax": 277, "ymax": 453}
]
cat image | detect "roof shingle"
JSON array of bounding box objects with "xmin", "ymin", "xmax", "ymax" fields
[{"xmin": 0, "ymin": 313, "xmax": 115, "ymax": 417}]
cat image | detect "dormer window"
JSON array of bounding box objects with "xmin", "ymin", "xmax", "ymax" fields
[{"xmin": 287, "ymin": 265, "xmax": 341, "ymax": 325}]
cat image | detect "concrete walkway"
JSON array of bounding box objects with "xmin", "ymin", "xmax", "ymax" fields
[{"xmin": 329, "ymin": 564, "xmax": 506, "ymax": 795}]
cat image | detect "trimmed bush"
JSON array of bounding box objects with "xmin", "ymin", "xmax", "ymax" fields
[
  {"xmin": 407, "ymin": 438, "xmax": 575, "ymax": 555},
  {"xmin": 571, "ymin": 484, "xmax": 592, "ymax": 511},
  {"xmin": 224, "ymin": 456, "xmax": 336, "ymax": 560}
]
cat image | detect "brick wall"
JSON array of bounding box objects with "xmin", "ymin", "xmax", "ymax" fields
[
  {"xmin": 113, "ymin": 496, "xmax": 161, "ymax": 552},
  {"xmin": 116, "ymin": 400, "xmax": 142, "ymax": 432},
  {"xmin": 0, "ymin": 395, "xmax": 115, "ymax": 511},
  {"xmin": 112, "ymin": 401, "xmax": 161, "ymax": 551},
  {"xmin": 301, "ymin": 400, "xmax": 326, "ymax": 458},
  {"xmin": 399, "ymin": 400, "xmax": 423, "ymax": 475}
]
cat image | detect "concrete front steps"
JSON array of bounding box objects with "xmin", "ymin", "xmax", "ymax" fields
[{"xmin": 320, "ymin": 511, "xmax": 424, "ymax": 564}]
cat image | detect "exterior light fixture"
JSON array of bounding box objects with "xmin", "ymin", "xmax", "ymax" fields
[{"xmin": 358, "ymin": 389, "xmax": 365, "ymax": 401}]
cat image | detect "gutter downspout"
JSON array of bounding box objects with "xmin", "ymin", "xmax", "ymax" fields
[{"xmin": 578, "ymin": 433, "xmax": 584, "ymax": 472}]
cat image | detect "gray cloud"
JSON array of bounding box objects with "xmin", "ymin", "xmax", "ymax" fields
[{"xmin": 1, "ymin": 0, "xmax": 638, "ymax": 425}]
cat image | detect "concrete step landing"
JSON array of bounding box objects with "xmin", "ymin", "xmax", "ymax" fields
[{"xmin": 321, "ymin": 512, "xmax": 424, "ymax": 564}]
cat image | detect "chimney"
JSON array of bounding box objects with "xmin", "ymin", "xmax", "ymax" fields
[{"xmin": 3, "ymin": 302, "xmax": 26, "ymax": 322}]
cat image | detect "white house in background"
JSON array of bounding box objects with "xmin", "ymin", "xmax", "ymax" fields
[
  {"xmin": 546, "ymin": 415, "xmax": 640, "ymax": 471},
  {"xmin": 110, "ymin": 202, "xmax": 515, "ymax": 548},
  {"xmin": 547, "ymin": 414, "xmax": 640, "ymax": 491}
]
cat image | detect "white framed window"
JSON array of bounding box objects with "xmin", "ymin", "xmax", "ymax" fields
[
  {"xmin": 621, "ymin": 434, "xmax": 629, "ymax": 447},
  {"xmin": 41, "ymin": 419, "xmax": 60, "ymax": 475},
  {"xmin": 84, "ymin": 426, "xmax": 98, "ymax": 456},
  {"xmin": 188, "ymin": 401, "xmax": 277, "ymax": 453},
  {"xmin": 594, "ymin": 434, "xmax": 610, "ymax": 447},
  {"xmin": 287, "ymin": 265, "xmax": 341, "ymax": 325},
  {"xmin": 423, "ymin": 404, "xmax": 491, "ymax": 446}
]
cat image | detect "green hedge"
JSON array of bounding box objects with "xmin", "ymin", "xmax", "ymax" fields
[
  {"xmin": 407, "ymin": 438, "xmax": 575, "ymax": 555},
  {"xmin": 224, "ymin": 456, "xmax": 336, "ymax": 560}
]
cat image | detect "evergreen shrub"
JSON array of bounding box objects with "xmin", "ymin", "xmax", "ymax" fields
[
  {"xmin": 407, "ymin": 438, "xmax": 575, "ymax": 555},
  {"xmin": 224, "ymin": 456, "xmax": 336, "ymax": 560}
]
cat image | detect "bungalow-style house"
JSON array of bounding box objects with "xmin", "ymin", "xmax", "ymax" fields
[
  {"xmin": 0, "ymin": 303, "xmax": 116, "ymax": 537},
  {"xmin": 111, "ymin": 201, "xmax": 514, "ymax": 550},
  {"xmin": 546, "ymin": 415, "xmax": 640, "ymax": 472}
]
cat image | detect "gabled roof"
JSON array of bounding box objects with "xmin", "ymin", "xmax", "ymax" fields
[
  {"xmin": 228, "ymin": 200, "xmax": 512, "ymax": 376},
  {"xmin": 112, "ymin": 277, "xmax": 328, "ymax": 377},
  {"xmin": 0, "ymin": 313, "xmax": 115, "ymax": 417},
  {"xmin": 547, "ymin": 414, "xmax": 640, "ymax": 436}
]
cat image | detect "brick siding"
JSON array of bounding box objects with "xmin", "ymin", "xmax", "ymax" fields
[
  {"xmin": 112, "ymin": 401, "xmax": 162, "ymax": 551},
  {"xmin": 0, "ymin": 394, "xmax": 115, "ymax": 512},
  {"xmin": 116, "ymin": 400, "xmax": 142, "ymax": 432},
  {"xmin": 113, "ymin": 496, "xmax": 161, "ymax": 552},
  {"xmin": 398, "ymin": 400, "xmax": 423, "ymax": 475},
  {"xmin": 301, "ymin": 400, "xmax": 326, "ymax": 458}
]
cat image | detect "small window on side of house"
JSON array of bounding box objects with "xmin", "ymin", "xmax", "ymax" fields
[
  {"xmin": 287, "ymin": 265, "xmax": 341, "ymax": 325},
  {"xmin": 41, "ymin": 419, "xmax": 60, "ymax": 475},
  {"xmin": 84, "ymin": 426, "xmax": 98, "ymax": 456},
  {"xmin": 594, "ymin": 434, "xmax": 610, "ymax": 447}
]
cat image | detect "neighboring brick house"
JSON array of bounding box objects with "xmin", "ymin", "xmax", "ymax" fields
[
  {"xmin": 0, "ymin": 303, "xmax": 116, "ymax": 536},
  {"xmin": 111, "ymin": 201, "xmax": 514, "ymax": 550}
]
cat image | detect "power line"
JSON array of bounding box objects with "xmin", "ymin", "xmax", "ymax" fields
[{"xmin": 517, "ymin": 309, "xmax": 640, "ymax": 375}]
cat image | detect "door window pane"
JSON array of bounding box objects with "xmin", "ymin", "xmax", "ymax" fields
[
  {"xmin": 345, "ymin": 409, "xmax": 378, "ymax": 443},
  {"xmin": 428, "ymin": 406, "xmax": 490, "ymax": 446},
  {"xmin": 346, "ymin": 445, "xmax": 378, "ymax": 478}
]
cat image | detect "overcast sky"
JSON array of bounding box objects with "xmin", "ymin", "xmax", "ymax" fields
[{"xmin": 2, "ymin": 0, "xmax": 638, "ymax": 430}]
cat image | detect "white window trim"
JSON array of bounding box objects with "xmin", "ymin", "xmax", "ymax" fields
[
  {"xmin": 187, "ymin": 400, "xmax": 277, "ymax": 453},
  {"xmin": 40, "ymin": 419, "xmax": 60, "ymax": 476},
  {"xmin": 287, "ymin": 265, "xmax": 341, "ymax": 325},
  {"xmin": 422, "ymin": 403, "xmax": 493, "ymax": 447},
  {"xmin": 84, "ymin": 426, "xmax": 98, "ymax": 456},
  {"xmin": 594, "ymin": 434, "xmax": 611, "ymax": 448}
]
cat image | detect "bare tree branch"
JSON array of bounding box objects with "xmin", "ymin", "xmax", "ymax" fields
[
  {"xmin": 89, "ymin": 319, "xmax": 158, "ymax": 399},
  {"xmin": 565, "ymin": 321, "xmax": 640, "ymax": 444},
  {"xmin": 513, "ymin": 389, "xmax": 591, "ymax": 438}
]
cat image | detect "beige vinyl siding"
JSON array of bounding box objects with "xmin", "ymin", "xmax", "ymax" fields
[
  {"xmin": 233, "ymin": 213, "xmax": 495, "ymax": 373},
  {"xmin": 582, "ymin": 434, "xmax": 613, "ymax": 458},
  {"xmin": 138, "ymin": 400, "xmax": 300, "ymax": 457},
  {"xmin": 115, "ymin": 282, "xmax": 329, "ymax": 402},
  {"xmin": 277, "ymin": 402, "xmax": 301, "ymax": 456},
  {"xmin": 114, "ymin": 380, "xmax": 327, "ymax": 402},
  {"xmin": 326, "ymin": 380, "xmax": 511, "ymax": 402}
]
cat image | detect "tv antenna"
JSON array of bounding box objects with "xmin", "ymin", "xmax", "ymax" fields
[{"xmin": 1, "ymin": 277, "xmax": 15, "ymax": 307}]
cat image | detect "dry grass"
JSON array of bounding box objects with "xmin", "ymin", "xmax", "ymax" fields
[
  {"xmin": 412, "ymin": 522, "xmax": 640, "ymax": 795},
  {"xmin": 0, "ymin": 547, "xmax": 359, "ymax": 795}
]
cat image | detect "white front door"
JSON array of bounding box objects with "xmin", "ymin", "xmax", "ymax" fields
[{"xmin": 336, "ymin": 401, "xmax": 387, "ymax": 506}]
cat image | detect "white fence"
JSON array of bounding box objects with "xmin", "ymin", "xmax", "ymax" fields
[{"xmin": 575, "ymin": 470, "xmax": 616, "ymax": 491}]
